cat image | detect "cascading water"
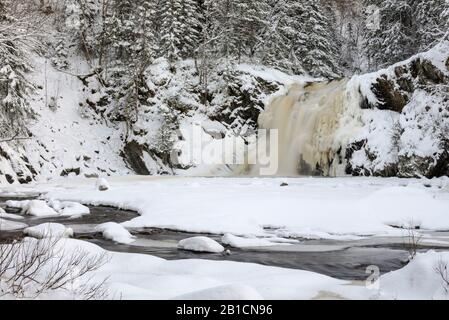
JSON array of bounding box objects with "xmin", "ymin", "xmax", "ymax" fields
[{"xmin": 253, "ymin": 79, "xmax": 363, "ymax": 177}]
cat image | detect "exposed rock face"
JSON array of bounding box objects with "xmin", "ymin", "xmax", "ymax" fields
[
  {"xmin": 346, "ymin": 42, "xmax": 449, "ymax": 178},
  {"xmin": 210, "ymin": 72, "xmax": 280, "ymax": 132},
  {"xmin": 121, "ymin": 141, "xmax": 151, "ymax": 175},
  {"xmin": 0, "ymin": 143, "xmax": 36, "ymax": 184},
  {"xmin": 363, "ymin": 58, "xmax": 448, "ymax": 113}
]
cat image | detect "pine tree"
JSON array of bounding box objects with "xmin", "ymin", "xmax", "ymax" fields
[
  {"xmin": 0, "ymin": 10, "xmax": 34, "ymax": 139},
  {"xmin": 260, "ymin": 0, "xmax": 304, "ymax": 73},
  {"xmin": 298, "ymin": 0, "xmax": 341, "ymax": 77},
  {"xmin": 160, "ymin": 0, "xmax": 200, "ymax": 61},
  {"xmin": 196, "ymin": 0, "xmax": 216, "ymax": 104},
  {"xmin": 414, "ymin": 0, "xmax": 448, "ymax": 50},
  {"xmin": 234, "ymin": 0, "xmax": 269, "ymax": 58},
  {"xmin": 105, "ymin": 0, "xmax": 137, "ymax": 62},
  {"xmin": 73, "ymin": 0, "xmax": 101, "ymax": 57},
  {"xmin": 205, "ymin": 0, "xmax": 268, "ymax": 62},
  {"xmin": 443, "ymin": 2, "xmax": 449, "ymax": 41},
  {"xmin": 260, "ymin": 0, "xmax": 341, "ymax": 77},
  {"xmin": 363, "ymin": 0, "xmax": 414, "ymax": 69},
  {"xmin": 331, "ymin": 0, "xmax": 365, "ymax": 74}
]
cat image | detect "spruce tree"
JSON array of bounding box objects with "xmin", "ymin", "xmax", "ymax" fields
[
  {"xmin": 260, "ymin": 0, "xmax": 304, "ymax": 73},
  {"xmin": 363, "ymin": 0, "xmax": 414, "ymax": 69},
  {"xmin": 0, "ymin": 10, "xmax": 34, "ymax": 139},
  {"xmin": 298, "ymin": 0, "xmax": 341, "ymax": 77},
  {"xmin": 414, "ymin": 0, "xmax": 448, "ymax": 50},
  {"xmin": 160, "ymin": 0, "xmax": 200, "ymax": 61},
  {"xmin": 205, "ymin": 0, "xmax": 268, "ymax": 62}
]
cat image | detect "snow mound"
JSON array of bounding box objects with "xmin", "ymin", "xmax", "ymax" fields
[
  {"xmin": 23, "ymin": 223, "xmax": 73, "ymax": 239},
  {"xmin": 0, "ymin": 218, "xmax": 28, "ymax": 231},
  {"xmin": 0, "ymin": 211, "xmax": 24, "ymax": 220},
  {"xmin": 96, "ymin": 178, "xmax": 110, "ymax": 191},
  {"xmin": 378, "ymin": 251, "xmax": 449, "ymax": 300},
  {"xmin": 173, "ymin": 284, "xmax": 263, "ymax": 300},
  {"xmin": 222, "ymin": 233, "xmax": 294, "ymax": 248},
  {"xmin": 6, "ymin": 199, "xmax": 89, "ymax": 217},
  {"xmin": 178, "ymin": 236, "xmax": 224, "ymax": 253},
  {"xmin": 48, "ymin": 200, "xmax": 90, "ymax": 216},
  {"xmin": 95, "ymin": 222, "xmax": 135, "ymax": 244},
  {"xmin": 23, "ymin": 200, "xmax": 58, "ymax": 217},
  {"xmin": 359, "ymin": 186, "xmax": 449, "ymax": 230}
]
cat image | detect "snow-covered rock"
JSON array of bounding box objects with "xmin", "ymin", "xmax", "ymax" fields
[
  {"xmin": 5, "ymin": 200, "xmax": 30, "ymax": 209},
  {"xmin": 23, "ymin": 200, "xmax": 59, "ymax": 217},
  {"xmin": 173, "ymin": 284, "xmax": 263, "ymax": 300},
  {"xmin": 95, "ymin": 222, "xmax": 135, "ymax": 244},
  {"xmin": 0, "ymin": 218, "xmax": 28, "ymax": 231},
  {"xmin": 0, "ymin": 210, "xmax": 24, "ymax": 220},
  {"xmin": 178, "ymin": 236, "xmax": 224, "ymax": 253},
  {"xmin": 346, "ymin": 41, "xmax": 449, "ymax": 178},
  {"xmin": 6, "ymin": 199, "xmax": 89, "ymax": 217},
  {"xmin": 23, "ymin": 223, "xmax": 74, "ymax": 239},
  {"xmin": 96, "ymin": 178, "xmax": 110, "ymax": 191},
  {"xmin": 48, "ymin": 200, "xmax": 90, "ymax": 216}
]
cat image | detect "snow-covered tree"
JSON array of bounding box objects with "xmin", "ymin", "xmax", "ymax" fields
[
  {"xmin": 363, "ymin": 0, "xmax": 415, "ymax": 69},
  {"xmin": 259, "ymin": 0, "xmax": 305, "ymax": 73},
  {"xmin": 414, "ymin": 0, "xmax": 449, "ymax": 50},
  {"xmin": 331, "ymin": 0, "xmax": 365, "ymax": 74},
  {"xmin": 297, "ymin": 0, "xmax": 341, "ymax": 77},
  {"xmin": 0, "ymin": 4, "xmax": 36, "ymax": 140},
  {"xmin": 205, "ymin": 0, "xmax": 268, "ymax": 62},
  {"xmin": 160, "ymin": 0, "xmax": 200, "ymax": 61}
]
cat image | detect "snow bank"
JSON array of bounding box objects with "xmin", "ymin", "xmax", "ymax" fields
[
  {"xmin": 222, "ymin": 233, "xmax": 295, "ymax": 248},
  {"xmin": 95, "ymin": 222, "xmax": 135, "ymax": 244},
  {"xmin": 0, "ymin": 207, "xmax": 24, "ymax": 220},
  {"xmin": 178, "ymin": 236, "xmax": 224, "ymax": 253},
  {"xmin": 6, "ymin": 199, "xmax": 89, "ymax": 217},
  {"xmin": 43, "ymin": 177, "xmax": 449, "ymax": 240},
  {"xmin": 0, "ymin": 218, "xmax": 28, "ymax": 231},
  {"xmin": 0, "ymin": 237, "xmax": 347, "ymax": 300},
  {"xmin": 4, "ymin": 235, "xmax": 449, "ymax": 300},
  {"xmin": 377, "ymin": 251, "xmax": 449, "ymax": 300},
  {"xmin": 173, "ymin": 284, "xmax": 263, "ymax": 300},
  {"xmin": 23, "ymin": 223, "xmax": 74, "ymax": 239}
]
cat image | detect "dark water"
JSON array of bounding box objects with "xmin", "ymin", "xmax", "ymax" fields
[
  {"xmin": 0, "ymin": 195, "xmax": 417, "ymax": 281},
  {"xmin": 88, "ymin": 234, "xmax": 410, "ymax": 280}
]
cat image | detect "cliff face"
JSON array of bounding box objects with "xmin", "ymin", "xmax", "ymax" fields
[{"xmin": 346, "ymin": 42, "xmax": 449, "ymax": 178}]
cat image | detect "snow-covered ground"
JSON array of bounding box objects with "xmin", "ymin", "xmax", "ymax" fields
[
  {"xmin": 16, "ymin": 176, "xmax": 449, "ymax": 240},
  {"xmin": 2, "ymin": 237, "xmax": 447, "ymax": 300}
]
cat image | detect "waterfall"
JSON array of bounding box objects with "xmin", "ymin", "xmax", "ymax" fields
[{"xmin": 254, "ymin": 79, "xmax": 363, "ymax": 176}]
